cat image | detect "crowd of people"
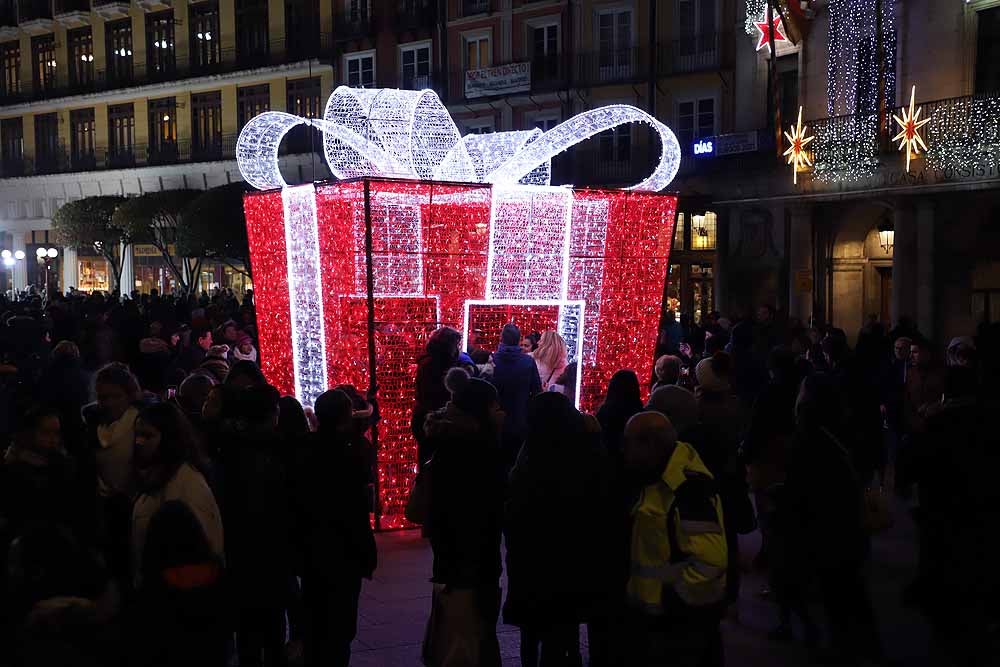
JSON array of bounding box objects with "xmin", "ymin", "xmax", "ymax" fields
[{"xmin": 0, "ymin": 283, "xmax": 996, "ymax": 667}]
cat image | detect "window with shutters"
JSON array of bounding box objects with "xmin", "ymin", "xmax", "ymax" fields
[
  {"xmin": 237, "ymin": 83, "xmax": 270, "ymax": 131},
  {"xmin": 148, "ymin": 97, "xmax": 178, "ymax": 163},
  {"xmin": 31, "ymin": 34, "xmax": 57, "ymax": 92},
  {"xmin": 236, "ymin": 0, "xmax": 269, "ymax": 64},
  {"xmin": 146, "ymin": 10, "xmax": 176, "ymax": 77},
  {"xmin": 1, "ymin": 117, "xmax": 23, "ymax": 175},
  {"xmin": 190, "ymin": 2, "xmax": 221, "ymax": 71},
  {"xmin": 191, "ymin": 91, "xmax": 222, "ymax": 159},
  {"xmin": 108, "ymin": 103, "xmax": 134, "ymax": 167},
  {"xmin": 345, "ymin": 51, "xmax": 375, "ymax": 88},
  {"xmin": 70, "ymin": 108, "xmax": 96, "ymax": 169},
  {"xmin": 67, "ymin": 27, "xmax": 94, "ymax": 88},
  {"xmin": 106, "ymin": 19, "xmax": 133, "ymax": 84},
  {"xmin": 1, "ymin": 41, "xmax": 19, "ymax": 97},
  {"xmin": 33, "ymin": 112, "xmax": 59, "ymax": 172},
  {"xmin": 285, "ymin": 77, "xmax": 320, "ymax": 153},
  {"xmin": 400, "ymin": 42, "xmax": 430, "ymax": 89}
]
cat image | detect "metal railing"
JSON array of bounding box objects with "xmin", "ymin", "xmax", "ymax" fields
[
  {"xmin": 463, "ymin": 0, "xmax": 489, "ymax": 16},
  {"xmin": 54, "ymin": 0, "xmax": 88, "ymax": 14},
  {"xmin": 0, "ymin": 32, "xmax": 332, "ymax": 105},
  {"xmin": 659, "ymin": 32, "xmax": 734, "ymax": 75},
  {"xmin": 334, "ymin": 9, "xmax": 373, "ymax": 40},
  {"xmin": 395, "ymin": 0, "xmax": 434, "ymax": 30},
  {"xmin": 17, "ymin": 0, "xmax": 51, "ymax": 21}
]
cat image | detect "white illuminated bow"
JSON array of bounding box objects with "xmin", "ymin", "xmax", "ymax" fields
[{"xmin": 237, "ymin": 86, "xmax": 681, "ymax": 192}]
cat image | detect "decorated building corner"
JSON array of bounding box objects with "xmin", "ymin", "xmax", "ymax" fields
[{"xmin": 237, "ymin": 87, "xmax": 681, "ymax": 528}]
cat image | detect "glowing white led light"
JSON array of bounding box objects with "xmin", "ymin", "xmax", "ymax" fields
[
  {"xmin": 237, "ymin": 86, "xmax": 682, "ymax": 191},
  {"xmin": 282, "ymin": 184, "xmax": 328, "ymax": 407}
]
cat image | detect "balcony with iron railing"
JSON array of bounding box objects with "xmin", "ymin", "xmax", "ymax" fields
[
  {"xmin": 17, "ymin": 0, "xmax": 53, "ymax": 23},
  {"xmin": 462, "ymin": 0, "xmax": 489, "ymax": 16},
  {"xmin": 334, "ymin": 8, "xmax": 374, "ymax": 41},
  {"xmin": 395, "ymin": 0, "xmax": 434, "ymax": 31},
  {"xmin": 0, "ymin": 32, "xmax": 332, "ymax": 105},
  {"xmin": 658, "ymin": 31, "xmax": 734, "ymax": 76}
]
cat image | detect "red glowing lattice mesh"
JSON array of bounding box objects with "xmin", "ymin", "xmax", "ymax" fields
[{"xmin": 244, "ymin": 179, "xmax": 675, "ymax": 530}]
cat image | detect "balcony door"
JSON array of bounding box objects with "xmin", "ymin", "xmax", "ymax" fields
[
  {"xmin": 597, "ymin": 8, "xmax": 632, "ymax": 81},
  {"xmin": 977, "ymin": 6, "xmax": 1000, "ymax": 94},
  {"xmin": 677, "ymin": 0, "xmax": 717, "ymax": 65}
]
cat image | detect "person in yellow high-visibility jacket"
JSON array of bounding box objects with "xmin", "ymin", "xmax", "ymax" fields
[{"xmin": 624, "ymin": 411, "xmax": 728, "ymax": 667}]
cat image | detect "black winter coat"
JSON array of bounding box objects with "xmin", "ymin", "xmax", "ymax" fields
[
  {"xmin": 425, "ymin": 405, "xmax": 505, "ymax": 589},
  {"xmin": 289, "ymin": 431, "xmax": 377, "ymax": 582}
]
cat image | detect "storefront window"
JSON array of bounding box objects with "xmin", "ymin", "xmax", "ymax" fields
[
  {"xmin": 673, "ymin": 213, "xmax": 685, "ymax": 251},
  {"xmin": 690, "ymin": 264, "xmax": 714, "ymax": 324},
  {"xmin": 78, "ymin": 258, "xmax": 110, "ymax": 292},
  {"xmin": 690, "ymin": 211, "xmax": 717, "ymax": 250},
  {"xmin": 665, "ymin": 263, "xmax": 681, "ymax": 314}
]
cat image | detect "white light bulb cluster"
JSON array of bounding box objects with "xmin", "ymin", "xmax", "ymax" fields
[
  {"xmin": 237, "ymin": 86, "xmax": 681, "ymax": 192},
  {"xmin": 196, "ymin": 31, "xmax": 213, "ymax": 41},
  {"xmin": 115, "ymin": 48, "xmax": 132, "ymax": 57},
  {"xmin": 744, "ymin": 0, "xmax": 767, "ymax": 35},
  {"xmin": 80, "ymin": 54, "xmax": 94, "ymax": 62},
  {"xmin": 924, "ymin": 94, "xmax": 1000, "ymax": 172}
]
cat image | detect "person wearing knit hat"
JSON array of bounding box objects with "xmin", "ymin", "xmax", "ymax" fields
[
  {"xmin": 420, "ymin": 367, "xmax": 505, "ymax": 667},
  {"xmin": 695, "ymin": 354, "xmax": 732, "ymax": 394},
  {"xmin": 198, "ymin": 345, "xmax": 231, "ymax": 385},
  {"xmin": 232, "ymin": 332, "xmax": 258, "ymax": 365}
]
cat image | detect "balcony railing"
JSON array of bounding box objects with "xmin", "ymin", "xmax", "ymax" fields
[
  {"xmin": 18, "ymin": 0, "xmax": 52, "ymax": 22},
  {"xmin": 659, "ymin": 32, "xmax": 734, "ymax": 75},
  {"xmin": 463, "ymin": 0, "xmax": 489, "ymax": 16},
  {"xmin": 800, "ymin": 91, "xmax": 1000, "ymax": 182},
  {"xmin": 54, "ymin": 0, "xmax": 90, "ymax": 14},
  {"xmin": 334, "ymin": 9, "xmax": 374, "ymax": 40},
  {"xmin": 396, "ymin": 0, "xmax": 434, "ymax": 31},
  {"xmin": 0, "ymin": 33, "xmax": 332, "ymax": 105}
]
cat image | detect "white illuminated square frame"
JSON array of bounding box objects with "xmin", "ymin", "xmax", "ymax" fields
[{"xmin": 462, "ymin": 298, "xmax": 585, "ymax": 408}]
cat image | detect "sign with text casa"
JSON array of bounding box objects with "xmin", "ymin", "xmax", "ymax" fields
[{"xmin": 465, "ymin": 62, "xmax": 531, "ymax": 99}]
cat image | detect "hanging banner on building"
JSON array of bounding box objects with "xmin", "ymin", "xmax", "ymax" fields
[{"xmin": 465, "ymin": 62, "xmax": 531, "ymax": 99}]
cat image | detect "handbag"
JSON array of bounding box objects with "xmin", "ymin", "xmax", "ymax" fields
[
  {"xmin": 422, "ymin": 585, "xmax": 501, "ymax": 667},
  {"xmin": 405, "ymin": 461, "xmax": 432, "ymax": 525}
]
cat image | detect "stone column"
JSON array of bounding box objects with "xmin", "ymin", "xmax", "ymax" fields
[
  {"xmin": 891, "ymin": 201, "xmax": 917, "ymax": 328},
  {"xmin": 788, "ymin": 205, "xmax": 814, "ymax": 325},
  {"xmin": 61, "ymin": 246, "xmax": 78, "ymax": 292},
  {"xmin": 915, "ymin": 200, "xmax": 935, "ymax": 341},
  {"xmin": 11, "ymin": 234, "xmax": 26, "ymax": 293},
  {"xmin": 119, "ymin": 242, "xmax": 134, "ymax": 297}
]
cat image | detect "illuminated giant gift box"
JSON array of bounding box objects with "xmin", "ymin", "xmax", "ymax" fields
[{"xmin": 237, "ymin": 87, "xmax": 680, "ymax": 528}]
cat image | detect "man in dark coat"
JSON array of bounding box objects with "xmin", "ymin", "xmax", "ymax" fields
[
  {"xmin": 290, "ymin": 389, "xmax": 376, "ymax": 667},
  {"xmin": 488, "ymin": 323, "xmax": 541, "ymax": 464}
]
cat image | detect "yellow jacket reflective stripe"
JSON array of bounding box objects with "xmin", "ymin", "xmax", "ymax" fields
[{"xmin": 627, "ymin": 441, "xmax": 728, "ymax": 612}]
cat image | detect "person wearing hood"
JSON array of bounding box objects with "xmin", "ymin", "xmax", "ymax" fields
[
  {"xmin": 290, "ymin": 389, "xmax": 377, "ymax": 667},
  {"xmin": 694, "ymin": 353, "xmax": 744, "ymax": 448},
  {"xmin": 422, "ymin": 367, "xmax": 506, "ymax": 667},
  {"xmin": 623, "ymin": 411, "xmax": 727, "ymax": 666},
  {"xmin": 490, "ymin": 323, "xmax": 542, "ymax": 465},
  {"xmin": 503, "ymin": 392, "xmax": 612, "ymax": 667},
  {"xmin": 198, "ymin": 345, "xmax": 231, "ymax": 385},
  {"xmin": 412, "ymin": 326, "xmax": 463, "ymax": 466},
  {"xmin": 219, "ymin": 384, "xmax": 294, "ymax": 667},
  {"xmin": 232, "ymin": 332, "xmax": 259, "ymax": 365},
  {"xmin": 136, "ymin": 323, "xmax": 177, "ymax": 396}
]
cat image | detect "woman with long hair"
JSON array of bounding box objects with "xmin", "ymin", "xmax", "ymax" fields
[
  {"xmin": 412, "ymin": 326, "xmax": 463, "ymax": 465},
  {"xmin": 131, "ymin": 402, "xmax": 223, "ymax": 587},
  {"xmin": 531, "ymin": 331, "xmax": 568, "ymax": 392}
]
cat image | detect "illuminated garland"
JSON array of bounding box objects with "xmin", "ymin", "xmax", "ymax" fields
[
  {"xmin": 811, "ymin": 112, "xmax": 881, "ymax": 182},
  {"xmin": 745, "ymin": 0, "xmax": 767, "ymax": 35},
  {"xmin": 924, "ymin": 94, "xmax": 1000, "ymax": 172}
]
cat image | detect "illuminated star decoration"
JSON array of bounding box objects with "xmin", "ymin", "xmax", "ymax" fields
[
  {"xmin": 755, "ymin": 13, "xmax": 787, "ymax": 52},
  {"xmin": 783, "ymin": 106, "xmax": 814, "ymax": 185},
  {"xmin": 892, "ymin": 84, "xmax": 930, "ymax": 173}
]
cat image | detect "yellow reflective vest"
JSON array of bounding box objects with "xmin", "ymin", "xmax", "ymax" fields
[{"xmin": 627, "ymin": 441, "xmax": 728, "ymax": 613}]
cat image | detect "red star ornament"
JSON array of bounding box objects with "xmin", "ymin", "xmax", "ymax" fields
[{"xmin": 755, "ymin": 15, "xmax": 788, "ymax": 52}]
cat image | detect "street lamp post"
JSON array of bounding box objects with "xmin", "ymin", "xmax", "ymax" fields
[
  {"xmin": 1, "ymin": 249, "xmax": 25, "ymax": 297},
  {"xmin": 36, "ymin": 247, "xmax": 58, "ymax": 296}
]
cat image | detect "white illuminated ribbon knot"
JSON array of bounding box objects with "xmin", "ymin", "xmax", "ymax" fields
[{"xmin": 237, "ymin": 86, "xmax": 681, "ymax": 192}]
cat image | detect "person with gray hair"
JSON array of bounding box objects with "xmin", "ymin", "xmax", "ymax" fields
[{"xmin": 623, "ymin": 411, "xmax": 727, "ymax": 666}]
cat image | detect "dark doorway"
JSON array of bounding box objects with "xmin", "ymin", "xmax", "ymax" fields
[{"xmin": 877, "ymin": 266, "xmax": 893, "ymax": 327}]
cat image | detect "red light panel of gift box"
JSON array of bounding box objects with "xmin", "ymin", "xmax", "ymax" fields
[{"xmin": 244, "ymin": 179, "xmax": 676, "ymax": 529}]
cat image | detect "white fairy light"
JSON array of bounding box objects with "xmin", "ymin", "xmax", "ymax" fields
[
  {"xmin": 281, "ymin": 184, "xmax": 328, "ymax": 406},
  {"xmin": 237, "ymin": 86, "xmax": 682, "ymax": 192}
]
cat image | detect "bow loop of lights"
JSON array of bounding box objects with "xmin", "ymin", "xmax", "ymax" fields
[{"xmin": 239, "ymin": 87, "xmax": 680, "ymax": 529}]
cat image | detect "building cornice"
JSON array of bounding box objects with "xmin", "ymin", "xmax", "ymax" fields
[{"xmin": 0, "ymin": 60, "xmax": 333, "ymax": 116}]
